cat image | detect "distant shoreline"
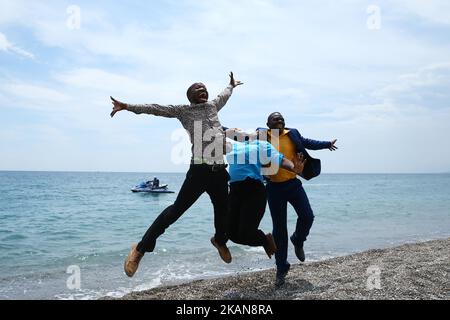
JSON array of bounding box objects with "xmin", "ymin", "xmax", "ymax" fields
[{"xmin": 112, "ymin": 238, "xmax": 449, "ymax": 300}]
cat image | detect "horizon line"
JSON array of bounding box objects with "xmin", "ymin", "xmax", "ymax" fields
[{"xmin": 0, "ymin": 170, "xmax": 449, "ymax": 175}]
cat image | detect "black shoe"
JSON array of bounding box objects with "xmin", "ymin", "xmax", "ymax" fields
[
  {"xmin": 275, "ymin": 273, "xmax": 286, "ymax": 287},
  {"xmin": 290, "ymin": 235, "xmax": 305, "ymax": 262},
  {"xmin": 275, "ymin": 264, "xmax": 290, "ymax": 288}
]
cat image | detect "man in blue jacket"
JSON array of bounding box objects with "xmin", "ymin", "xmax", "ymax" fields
[{"xmin": 257, "ymin": 112, "xmax": 338, "ymax": 287}]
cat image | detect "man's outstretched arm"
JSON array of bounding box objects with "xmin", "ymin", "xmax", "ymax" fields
[
  {"xmin": 212, "ymin": 72, "xmax": 243, "ymax": 112},
  {"xmin": 110, "ymin": 97, "xmax": 183, "ymax": 118},
  {"xmin": 301, "ymin": 134, "xmax": 338, "ymax": 151}
]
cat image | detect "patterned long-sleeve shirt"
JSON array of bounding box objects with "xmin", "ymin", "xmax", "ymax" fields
[{"xmin": 126, "ymin": 85, "xmax": 234, "ymax": 164}]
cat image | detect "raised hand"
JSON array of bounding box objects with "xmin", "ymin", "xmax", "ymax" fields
[
  {"xmin": 110, "ymin": 96, "xmax": 127, "ymax": 118},
  {"xmin": 329, "ymin": 139, "xmax": 338, "ymax": 151},
  {"xmin": 292, "ymin": 152, "xmax": 307, "ymax": 175},
  {"xmin": 229, "ymin": 72, "xmax": 243, "ymax": 88}
]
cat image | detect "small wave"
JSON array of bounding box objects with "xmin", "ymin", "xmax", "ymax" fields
[
  {"xmin": 239, "ymin": 246, "xmax": 265, "ymax": 253},
  {"xmin": 55, "ymin": 289, "xmax": 110, "ymax": 300},
  {"xmin": 2, "ymin": 234, "xmax": 27, "ymax": 241}
]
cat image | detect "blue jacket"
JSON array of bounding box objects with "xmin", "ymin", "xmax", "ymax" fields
[{"xmin": 256, "ymin": 127, "xmax": 331, "ymax": 180}]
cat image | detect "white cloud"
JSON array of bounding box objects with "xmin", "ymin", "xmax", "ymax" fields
[
  {"xmin": 1, "ymin": 1, "xmax": 450, "ymax": 172},
  {"xmin": 3, "ymin": 0, "xmax": 446, "ymax": 72},
  {"xmin": 0, "ymin": 82, "xmax": 70, "ymax": 112},
  {"xmin": 54, "ymin": 68, "xmax": 160, "ymax": 101},
  {"xmin": 310, "ymin": 62, "xmax": 450, "ymax": 125},
  {"xmin": 0, "ymin": 0, "xmax": 30, "ymax": 24},
  {"xmin": 374, "ymin": 62, "xmax": 450, "ymax": 110},
  {"xmin": 392, "ymin": 0, "xmax": 450, "ymax": 25},
  {"xmin": 304, "ymin": 62, "xmax": 450, "ymax": 173},
  {"xmin": 0, "ymin": 32, "xmax": 34, "ymax": 59}
]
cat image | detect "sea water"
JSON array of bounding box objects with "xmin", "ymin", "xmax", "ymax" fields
[{"xmin": 0, "ymin": 171, "xmax": 449, "ymax": 299}]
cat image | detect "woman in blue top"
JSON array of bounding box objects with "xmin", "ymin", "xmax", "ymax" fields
[{"xmin": 225, "ymin": 129, "xmax": 306, "ymax": 259}]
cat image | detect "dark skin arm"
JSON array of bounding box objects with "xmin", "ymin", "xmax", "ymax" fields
[
  {"xmin": 229, "ymin": 72, "xmax": 243, "ymax": 88},
  {"xmin": 110, "ymin": 96, "xmax": 127, "ymax": 118},
  {"xmin": 111, "ymin": 72, "xmax": 242, "ymax": 118},
  {"xmin": 329, "ymin": 139, "xmax": 338, "ymax": 151}
]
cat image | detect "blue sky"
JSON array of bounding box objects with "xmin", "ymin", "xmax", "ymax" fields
[{"xmin": 1, "ymin": 0, "xmax": 450, "ymax": 173}]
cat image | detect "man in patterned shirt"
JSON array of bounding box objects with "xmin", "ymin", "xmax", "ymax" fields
[{"xmin": 110, "ymin": 72, "xmax": 243, "ymax": 277}]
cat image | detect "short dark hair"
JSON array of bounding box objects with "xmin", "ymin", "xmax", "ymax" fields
[{"xmin": 267, "ymin": 112, "xmax": 282, "ymax": 123}]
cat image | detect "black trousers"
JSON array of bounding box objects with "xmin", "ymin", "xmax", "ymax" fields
[
  {"xmin": 227, "ymin": 178, "xmax": 268, "ymax": 247},
  {"xmin": 137, "ymin": 164, "xmax": 230, "ymax": 253}
]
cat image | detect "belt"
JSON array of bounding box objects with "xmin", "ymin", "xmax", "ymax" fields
[
  {"xmin": 190, "ymin": 162, "xmax": 228, "ymax": 172},
  {"xmin": 211, "ymin": 163, "xmax": 228, "ymax": 172}
]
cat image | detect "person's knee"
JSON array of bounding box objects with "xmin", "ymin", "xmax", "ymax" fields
[
  {"xmin": 236, "ymin": 227, "xmax": 257, "ymax": 245},
  {"xmin": 162, "ymin": 204, "xmax": 182, "ymax": 225},
  {"xmin": 306, "ymin": 210, "xmax": 315, "ymax": 224},
  {"xmin": 298, "ymin": 205, "xmax": 314, "ymax": 222},
  {"xmin": 228, "ymin": 234, "xmax": 238, "ymax": 243},
  {"xmin": 227, "ymin": 229, "xmax": 245, "ymax": 245}
]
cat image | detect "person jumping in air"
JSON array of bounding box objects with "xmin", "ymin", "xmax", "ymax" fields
[
  {"xmin": 110, "ymin": 72, "xmax": 243, "ymax": 277},
  {"xmin": 224, "ymin": 129, "xmax": 307, "ymax": 260},
  {"xmin": 257, "ymin": 112, "xmax": 338, "ymax": 286}
]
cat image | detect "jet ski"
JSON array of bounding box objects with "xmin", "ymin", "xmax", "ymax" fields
[{"xmin": 131, "ymin": 181, "xmax": 175, "ymax": 193}]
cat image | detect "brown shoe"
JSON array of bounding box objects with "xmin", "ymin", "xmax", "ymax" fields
[
  {"xmin": 124, "ymin": 244, "xmax": 144, "ymax": 277},
  {"xmin": 264, "ymin": 233, "xmax": 277, "ymax": 259},
  {"xmin": 210, "ymin": 237, "xmax": 232, "ymax": 263}
]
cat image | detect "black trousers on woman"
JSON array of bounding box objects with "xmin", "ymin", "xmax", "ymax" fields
[
  {"xmin": 137, "ymin": 164, "xmax": 230, "ymax": 254},
  {"xmin": 227, "ymin": 178, "xmax": 268, "ymax": 247}
]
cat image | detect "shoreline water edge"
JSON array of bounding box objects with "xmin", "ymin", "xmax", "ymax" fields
[{"xmin": 109, "ymin": 237, "xmax": 449, "ymax": 300}]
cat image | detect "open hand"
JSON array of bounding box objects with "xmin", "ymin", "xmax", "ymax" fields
[
  {"xmin": 229, "ymin": 72, "xmax": 243, "ymax": 88},
  {"xmin": 292, "ymin": 152, "xmax": 307, "ymax": 175},
  {"xmin": 110, "ymin": 96, "xmax": 127, "ymax": 118},
  {"xmin": 329, "ymin": 139, "xmax": 338, "ymax": 151}
]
